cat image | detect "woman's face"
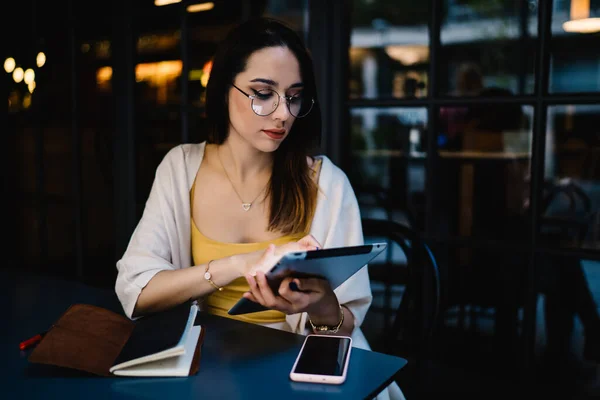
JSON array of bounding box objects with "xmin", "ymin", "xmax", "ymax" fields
[{"xmin": 228, "ymin": 46, "xmax": 303, "ymax": 153}]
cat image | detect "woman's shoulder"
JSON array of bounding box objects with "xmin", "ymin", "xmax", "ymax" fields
[
  {"xmin": 155, "ymin": 142, "xmax": 205, "ymax": 174},
  {"xmin": 153, "ymin": 142, "xmax": 206, "ymax": 189},
  {"xmin": 312, "ymin": 155, "xmax": 349, "ymax": 180},
  {"xmin": 162, "ymin": 142, "xmax": 205, "ymax": 164},
  {"xmin": 311, "ymin": 155, "xmax": 353, "ymax": 195}
]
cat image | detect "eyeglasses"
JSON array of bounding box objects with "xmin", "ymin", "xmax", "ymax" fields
[{"xmin": 232, "ymin": 84, "xmax": 314, "ymax": 118}]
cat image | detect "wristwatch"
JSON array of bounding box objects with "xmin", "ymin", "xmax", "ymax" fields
[
  {"xmin": 204, "ymin": 260, "xmax": 223, "ymax": 291},
  {"xmin": 308, "ymin": 305, "xmax": 344, "ymax": 333}
]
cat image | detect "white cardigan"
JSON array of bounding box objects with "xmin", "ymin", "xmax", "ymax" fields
[{"xmin": 115, "ymin": 142, "xmax": 374, "ymax": 348}]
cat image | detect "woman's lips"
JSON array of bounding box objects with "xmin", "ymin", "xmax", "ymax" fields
[{"xmin": 262, "ymin": 129, "xmax": 286, "ymax": 139}]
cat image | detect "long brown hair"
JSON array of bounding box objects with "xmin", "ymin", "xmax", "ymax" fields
[{"xmin": 205, "ymin": 18, "xmax": 321, "ymax": 234}]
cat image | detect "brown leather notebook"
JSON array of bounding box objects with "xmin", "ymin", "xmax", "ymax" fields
[{"xmin": 28, "ymin": 302, "xmax": 204, "ymax": 377}]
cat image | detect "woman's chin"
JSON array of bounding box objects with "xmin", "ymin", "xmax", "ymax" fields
[{"xmin": 255, "ymin": 136, "xmax": 286, "ymax": 153}]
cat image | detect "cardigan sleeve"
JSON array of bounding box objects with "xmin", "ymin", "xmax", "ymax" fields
[
  {"xmin": 327, "ymin": 174, "xmax": 372, "ymax": 329},
  {"xmin": 287, "ymin": 164, "xmax": 372, "ymax": 335},
  {"xmin": 114, "ymin": 147, "xmax": 183, "ymax": 319}
]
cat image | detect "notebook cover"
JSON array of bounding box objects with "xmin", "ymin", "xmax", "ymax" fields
[
  {"xmin": 28, "ymin": 301, "xmax": 202, "ymax": 377},
  {"xmin": 28, "ymin": 303, "xmax": 134, "ymax": 376},
  {"xmin": 111, "ymin": 301, "xmax": 192, "ymax": 368}
]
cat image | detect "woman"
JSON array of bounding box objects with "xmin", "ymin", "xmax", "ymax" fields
[{"xmin": 115, "ymin": 17, "xmax": 403, "ymax": 399}]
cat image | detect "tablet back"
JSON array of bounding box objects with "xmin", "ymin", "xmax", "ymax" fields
[{"xmin": 228, "ymin": 243, "xmax": 387, "ymax": 315}]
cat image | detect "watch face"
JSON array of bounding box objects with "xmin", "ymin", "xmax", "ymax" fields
[{"xmin": 204, "ymin": 271, "xmax": 212, "ymax": 280}]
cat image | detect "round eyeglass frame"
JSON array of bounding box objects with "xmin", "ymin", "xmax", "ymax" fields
[{"xmin": 232, "ymin": 84, "xmax": 314, "ymax": 118}]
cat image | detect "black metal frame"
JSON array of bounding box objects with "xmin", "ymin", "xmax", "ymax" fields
[
  {"xmin": 69, "ymin": 0, "xmax": 83, "ymax": 280},
  {"xmin": 305, "ymin": 0, "xmax": 352, "ymax": 162},
  {"xmin": 111, "ymin": 0, "xmax": 138, "ymax": 262},
  {"xmin": 180, "ymin": 1, "xmax": 190, "ymax": 145}
]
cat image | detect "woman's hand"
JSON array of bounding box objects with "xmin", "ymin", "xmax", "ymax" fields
[
  {"xmin": 272, "ymin": 234, "xmax": 321, "ymax": 259},
  {"xmin": 241, "ymin": 234, "xmax": 321, "ymax": 276},
  {"xmin": 244, "ymin": 270, "xmax": 338, "ymax": 316},
  {"xmin": 242, "ymin": 235, "xmax": 341, "ymax": 318}
]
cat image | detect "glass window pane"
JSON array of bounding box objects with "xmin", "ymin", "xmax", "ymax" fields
[
  {"xmin": 434, "ymin": 103, "xmax": 534, "ymax": 240},
  {"xmin": 349, "ymin": 1, "xmax": 430, "ymax": 99},
  {"xmin": 441, "ymin": 0, "xmax": 538, "ymax": 96},
  {"xmin": 550, "ymin": 1, "xmax": 600, "ymax": 93},
  {"xmin": 433, "ymin": 242, "xmax": 529, "ymax": 327},
  {"xmin": 349, "ymin": 107, "xmax": 428, "ymax": 228},
  {"xmin": 261, "ymin": 0, "xmax": 308, "ymax": 36},
  {"xmin": 543, "ymin": 105, "xmax": 600, "ymax": 251}
]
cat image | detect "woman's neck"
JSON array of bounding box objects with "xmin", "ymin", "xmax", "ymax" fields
[{"xmin": 218, "ymin": 137, "xmax": 273, "ymax": 183}]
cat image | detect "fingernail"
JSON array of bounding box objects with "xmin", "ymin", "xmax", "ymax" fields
[{"xmin": 289, "ymin": 281, "xmax": 298, "ymax": 291}]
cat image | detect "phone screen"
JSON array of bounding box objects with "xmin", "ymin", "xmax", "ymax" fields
[{"xmin": 293, "ymin": 335, "xmax": 352, "ymax": 376}]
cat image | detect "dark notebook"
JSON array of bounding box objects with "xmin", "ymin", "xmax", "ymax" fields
[{"xmin": 28, "ymin": 301, "xmax": 204, "ymax": 377}]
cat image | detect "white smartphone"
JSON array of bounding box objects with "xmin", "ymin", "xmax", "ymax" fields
[{"xmin": 289, "ymin": 334, "xmax": 352, "ymax": 385}]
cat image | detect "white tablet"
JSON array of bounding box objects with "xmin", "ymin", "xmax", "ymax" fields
[{"xmin": 228, "ymin": 242, "xmax": 387, "ymax": 315}]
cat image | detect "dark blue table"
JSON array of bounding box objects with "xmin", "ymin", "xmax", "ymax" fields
[{"xmin": 3, "ymin": 270, "xmax": 407, "ymax": 399}]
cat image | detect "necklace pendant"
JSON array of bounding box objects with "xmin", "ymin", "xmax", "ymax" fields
[{"xmin": 242, "ymin": 203, "xmax": 251, "ymax": 211}]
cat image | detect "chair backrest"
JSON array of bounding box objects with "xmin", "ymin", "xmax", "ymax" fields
[
  {"xmin": 542, "ymin": 178, "xmax": 591, "ymax": 215},
  {"xmin": 541, "ymin": 178, "xmax": 593, "ymax": 244},
  {"xmin": 361, "ymin": 218, "xmax": 441, "ymax": 357}
]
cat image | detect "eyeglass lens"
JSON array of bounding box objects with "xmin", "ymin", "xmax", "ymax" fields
[{"xmin": 250, "ymin": 89, "xmax": 312, "ymax": 118}]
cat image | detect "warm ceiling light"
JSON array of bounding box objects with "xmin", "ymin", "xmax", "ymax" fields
[
  {"xmin": 187, "ymin": 2, "xmax": 214, "ymax": 13},
  {"xmin": 563, "ymin": 17, "xmax": 600, "ymax": 33},
  {"xmin": 201, "ymin": 59, "xmax": 212, "ymax": 87},
  {"xmin": 4, "ymin": 57, "xmax": 16, "ymax": 73},
  {"xmin": 13, "ymin": 67, "xmax": 24, "ymax": 83},
  {"xmin": 155, "ymin": 0, "xmax": 181, "ymax": 5},
  {"xmin": 385, "ymin": 45, "xmax": 429, "ymax": 66},
  {"xmin": 563, "ymin": 0, "xmax": 600, "ymax": 33},
  {"xmin": 24, "ymin": 69, "xmax": 35, "ymax": 85},
  {"xmin": 36, "ymin": 52, "xmax": 46, "ymax": 67}
]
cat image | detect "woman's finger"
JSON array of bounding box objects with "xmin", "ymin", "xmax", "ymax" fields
[
  {"xmin": 295, "ymin": 277, "xmax": 330, "ymax": 293},
  {"xmin": 245, "ymin": 273, "xmax": 266, "ymax": 305},
  {"xmin": 276, "ymin": 235, "xmax": 320, "ymax": 257},
  {"xmin": 254, "ymin": 271, "xmax": 290, "ymax": 310},
  {"xmin": 277, "ymin": 277, "xmax": 305, "ymax": 304},
  {"xmin": 281, "ymin": 290, "xmax": 321, "ymax": 314},
  {"xmin": 243, "ymin": 291, "xmax": 258, "ymax": 303},
  {"xmin": 298, "ymin": 234, "xmax": 322, "ymax": 249}
]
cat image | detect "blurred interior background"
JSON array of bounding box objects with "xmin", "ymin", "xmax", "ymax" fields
[{"xmin": 3, "ymin": 0, "xmax": 600, "ymax": 398}]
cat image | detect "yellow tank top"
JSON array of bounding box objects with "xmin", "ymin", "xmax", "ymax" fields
[{"xmin": 190, "ymin": 186, "xmax": 307, "ymax": 325}]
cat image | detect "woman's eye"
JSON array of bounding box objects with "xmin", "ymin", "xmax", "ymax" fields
[{"xmin": 254, "ymin": 90, "xmax": 274, "ymax": 100}]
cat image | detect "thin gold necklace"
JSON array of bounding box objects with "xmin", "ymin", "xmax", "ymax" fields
[{"xmin": 217, "ymin": 147, "xmax": 269, "ymax": 212}]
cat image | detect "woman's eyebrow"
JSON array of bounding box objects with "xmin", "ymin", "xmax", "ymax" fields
[
  {"xmin": 250, "ymin": 78, "xmax": 277, "ymax": 86},
  {"xmin": 249, "ymin": 78, "xmax": 304, "ymax": 89}
]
